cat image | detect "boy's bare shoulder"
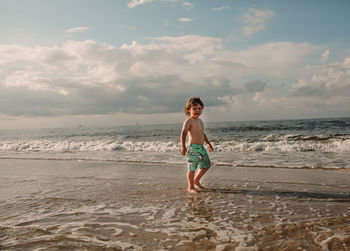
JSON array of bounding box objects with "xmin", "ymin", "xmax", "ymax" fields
[
  {"xmin": 183, "ymin": 117, "xmax": 193, "ymax": 124},
  {"xmin": 182, "ymin": 118, "xmax": 192, "ymax": 130},
  {"xmin": 183, "ymin": 117, "xmax": 199, "ymax": 130},
  {"xmin": 185, "ymin": 117, "xmax": 203, "ymax": 123}
]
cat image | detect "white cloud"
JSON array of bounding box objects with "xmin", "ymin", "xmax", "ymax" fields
[
  {"xmin": 248, "ymin": 56, "xmax": 350, "ymax": 118},
  {"xmin": 127, "ymin": 0, "xmax": 193, "ymax": 10},
  {"xmin": 0, "ymin": 44, "xmax": 38, "ymax": 64},
  {"xmin": 320, "ymin": 49, "xmax": 330, "ymax": 63},
  {"xmin": 127, "ymin": 0, "xmax": 153, "ymax": 8},
  {"xmin": 65, "ymin": 26, "xmax": 90, "ymax": 33},
  {"xmin": 1, "ymin": 36, "xmax": 348, "ymax": 120},
  {"xmin": 0, "ymin": 36, "xmax": 225, "ymax": 116},
  {"xmin": 178, "ymin": 17, "xmax": 193, "ymax": 22},
  {"xmin": 292, "ymin": 57, "xmax": 350, "ymax": 99},
  {"xmin": 242, "ymin": 8, "xmax": 274, "ymax": 37},
  {"xmin": 182, "ymin": 1, "xmax": 193, "ymax": 10},
  {"xmin": 212, "ymin": 6, "xmax": 230, "ymax": 11},
  {"xmin": 215, "ymin": 42, "xmax": 320, "ymax": 79}
]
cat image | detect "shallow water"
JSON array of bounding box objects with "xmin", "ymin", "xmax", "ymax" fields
[{"xmin": 1, "ymin": 159, "xmax": 349, "ymax": 250}]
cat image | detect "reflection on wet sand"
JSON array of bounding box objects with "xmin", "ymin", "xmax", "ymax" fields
[
  {"xmin": 1, "ymin": 159, "xmax": 350, "ymax": 250},
  {"xmin": 188, "ymin": 194, "xmax": 214, "ymax": 222},
  {"xmin": 208, "ymin": 187, "xmax": 350, "ymax": 202}
]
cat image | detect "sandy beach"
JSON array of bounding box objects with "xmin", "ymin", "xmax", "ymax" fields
[
  {"xmin": 2, "ymin": 0, "xmax": 350, "ymax": 249},
  {"xmin": 0, "ymin": 158, "xmax": 349, "ymax": 250}
]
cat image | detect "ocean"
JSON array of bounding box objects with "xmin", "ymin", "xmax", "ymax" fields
[
  {"xmin": 1, "ymin": 117, "xmax": 350, "ymax": 250},
  {"xmin": 1, "ymin": 117, "xmax": 349, "ymax": 170}
]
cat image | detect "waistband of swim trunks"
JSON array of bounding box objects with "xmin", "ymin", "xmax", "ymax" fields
[{"xmin": 190, "ymin": 144, "xmax": 204, "ymax": 148}]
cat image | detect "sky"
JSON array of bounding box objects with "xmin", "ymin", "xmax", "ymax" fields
[{"xmin": 1, "ymin": 0, "xmax": 350, "ymax": 129}]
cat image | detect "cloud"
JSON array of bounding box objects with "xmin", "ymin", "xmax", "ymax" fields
[
  {"xmin": 244, "ymin": 79, "xmax": 267, "ymax": 92},
  {"xmin": 127, "ymin": 0, "xmax": 153, "ymax": 8},
  {"xmin": 292, "ymin": 56, "xmax": 350, "ymax": 99},
  {"xmin": 65, "ymin": 26, "xmax": 90, "ymax": 33},
  {"xmin": 212, "ymin": 6, "xmax": 230, "ymax": 11},
  {"xmin": 128, "ymin": 0, "xmax": 193, "ymax": 10},
  {"xmin": 182, "ymin": 1, "xmax": 193, "ymax": 10},
  {"xmin": 320, "ymin": 49, "xmax": 330, "ymax": 63},
  {"xmin": 2, "ymin": 36, "xmax": 346, "ymax": 119},
  {"xmin": 0, "ymin": 37, "xmax": 225, "ymax": 116},
  {"xmin": 242, "ymin": 8, "xmax": 274, "ymax": 37},
  {"xmin": 247, "ymin": 56, "xmax": 350, "ymax": 118},
  {"xmin": 178, "ymin": 17, "xmax": 193, "ymax": 22},
  {"xmin": 214, "ymin": 42, "xmax": 320, "ymax": 79}
]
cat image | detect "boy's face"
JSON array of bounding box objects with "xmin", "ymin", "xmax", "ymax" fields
[{"xmin": 190, "ymin": 103, "xmax": 203, "ymax": 119}]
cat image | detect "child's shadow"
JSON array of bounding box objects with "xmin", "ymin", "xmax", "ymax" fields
[{"xmin": 207, "ymin": 188, "xmax": 350, "ymax": 203}]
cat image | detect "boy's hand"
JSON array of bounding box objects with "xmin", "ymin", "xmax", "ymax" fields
[
  {"xmin": 207, "ymin": 144, "xmax": 213, "ymax": 152},
  {"xmin": 181, "ymin": 146, "xmax": 187, "ymax": 155}
]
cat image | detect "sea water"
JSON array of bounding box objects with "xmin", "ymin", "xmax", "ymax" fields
[
  {"xmin": 1, "ymin": 117, "xmax": 350, "ymax": 250},
  {"xmin": 0, "ymin": 117, "xmax": 349, "ymax": 170}
]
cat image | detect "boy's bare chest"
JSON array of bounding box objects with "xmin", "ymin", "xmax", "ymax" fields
[{"xmin": 190, "ymin": 120, "xmax": 204, "ymax": 133}]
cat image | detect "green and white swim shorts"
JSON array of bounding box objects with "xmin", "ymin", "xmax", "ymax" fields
[{"xmin": 186, "ymin": 144, "xmax": 211, "ymax": 171}]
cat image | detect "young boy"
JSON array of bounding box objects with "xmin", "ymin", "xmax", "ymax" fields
[{"xmin": 180, "ymin": 97, "xmax": 213, "ymax": 193}]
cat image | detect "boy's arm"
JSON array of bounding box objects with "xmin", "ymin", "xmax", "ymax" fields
[
  {"xmin": 204, "ymin": 133, "xmax": 213, "ymax": 152},
  {"xmin": 180, "ymin": 119, "xmax": 190, "ymax": 155}
]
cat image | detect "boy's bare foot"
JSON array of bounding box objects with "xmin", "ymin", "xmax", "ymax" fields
[
  {"xmin": 194, "ymin": 183, "xmax": 205, "ymax": 191},
  {"xmin": 188, "ymin": 188, "xmax": 198, "ymax": 193}
]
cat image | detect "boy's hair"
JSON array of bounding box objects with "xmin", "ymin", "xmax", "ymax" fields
[{"xmin": 184, "ymin": 96, "xmax": 204, "ymax": 117}]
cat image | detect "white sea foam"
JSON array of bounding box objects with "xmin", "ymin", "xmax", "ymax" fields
[
  {"xmin": 0, "ymin": 138, "xmax": 349, "ymax": 153},
  {"xmin": 0, "ymin": 140, "xmax": 179, "ymax": 153},
  {"xmin": 214, "ymin": 139, "xmax": 350, "ymax": 153},
  {"xmin": 162, "ymin": 208, "xmax": 176, "ymax": 221},
  {"xmin": 317, "ymin": 233, "xmax": 350, "ymax": 251}
]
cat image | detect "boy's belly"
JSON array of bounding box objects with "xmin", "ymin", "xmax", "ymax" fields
[
  {"xmin": 188, "ymin": 139, "xmax": 204, "ymax": 145},
  {"xmin": 188, "ymin": 132, "xmax": 204, "ymax": 145}
]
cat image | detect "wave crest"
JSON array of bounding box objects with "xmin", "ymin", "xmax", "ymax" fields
[
  {"xmin": 215, "ymin": 139, "xmax": 350, "ymax": 152},
  {"xmin": 0, "ymin": 140, "xmax": 179, "ymax": 153},
  {"xmin": 0, "ymin": 138, "xmax": 349, "ymax": 153}
]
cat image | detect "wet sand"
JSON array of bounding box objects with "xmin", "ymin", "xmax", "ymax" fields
[{"xmin": 1, "ymin": 158, "xmax": 350, "ymax": 250}]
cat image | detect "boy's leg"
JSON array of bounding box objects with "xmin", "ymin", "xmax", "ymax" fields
[
  {"xmin": 194, "ymin": 154, "xmax": 211, "ymax": 189},
  {"xmin": 194, "ymin": 168, "xmax": 209, "ymax": 189},
  {"xmin": 187, "ymin": 170, "xmax": 197, "ymax": 193}
]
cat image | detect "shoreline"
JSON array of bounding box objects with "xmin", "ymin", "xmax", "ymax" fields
[{"xmin": 0, "ymin": 155, "xmax": 349, "ymax": 172}]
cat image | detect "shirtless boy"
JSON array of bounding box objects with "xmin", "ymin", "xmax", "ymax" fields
[{"xmin": 180, "ymin": 97, "xmax": 213, "ymax": 193}]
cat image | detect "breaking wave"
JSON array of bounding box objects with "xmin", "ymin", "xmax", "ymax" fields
[
  {"xmin": 215, "ymin": 138, "xmax": 350, "ymax": 153},
  {"xmin": 0, "ymin": 137, "xmax": 349, "ymax": 153}
]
